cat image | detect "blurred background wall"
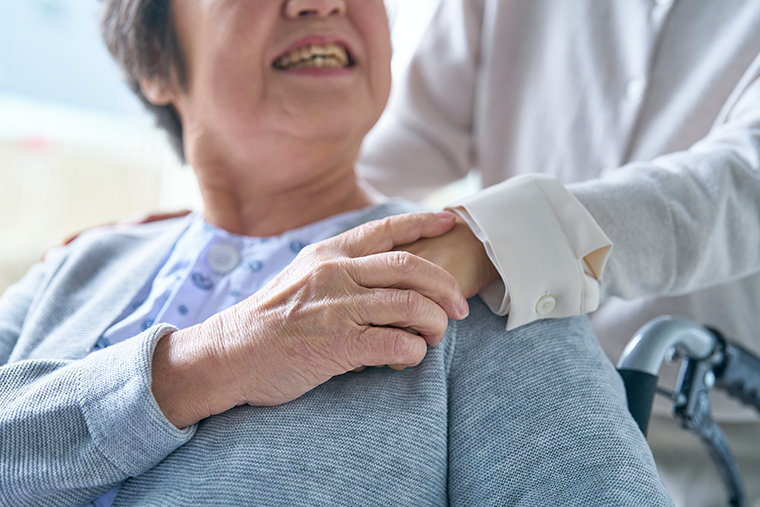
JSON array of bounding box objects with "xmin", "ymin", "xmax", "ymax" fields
[{"xmin": 0, "ymin": 0, "xmax": 456, "ymax": 294}]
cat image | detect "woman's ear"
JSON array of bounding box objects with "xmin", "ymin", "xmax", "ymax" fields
[{"xmin": 139, "ymin": 76, "xmax": 175, "ymax": 106}]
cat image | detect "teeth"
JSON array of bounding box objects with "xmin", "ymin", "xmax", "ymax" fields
[{"xmin": 274, "ymin": 43, "xmax": 350, "ymax": 70}]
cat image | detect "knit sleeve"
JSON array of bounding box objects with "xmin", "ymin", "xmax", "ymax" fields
[
  {"xmin": 446, "ymin": 298, "xmax": 673, "ymax": 505},
  {"xmin": 0, "ymin": 323, "xmax": 195, "ymax": 506}
]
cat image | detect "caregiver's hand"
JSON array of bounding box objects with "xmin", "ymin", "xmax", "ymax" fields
[
  {"xmin": 397, "ymin": 214, "xmax": 499, "ymax": 299},
  {"xmin": 60, "ymin": 210, "xmax": 192, "ymax": 247},
  {"xmin": 152, "ymin": 212, "xmax": 468, "ymax": 429}
]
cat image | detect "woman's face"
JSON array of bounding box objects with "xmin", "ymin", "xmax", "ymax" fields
[{"xmin": 159, "ymin": 0, "xmax": 392, "ymax": 178}]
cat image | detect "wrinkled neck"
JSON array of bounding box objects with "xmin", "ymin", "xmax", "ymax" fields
[{"xmin": 195, "ymin": 162, "xmax": 373, "ymax": 238}]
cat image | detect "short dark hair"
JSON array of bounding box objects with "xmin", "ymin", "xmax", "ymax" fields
[{"xmin": 100, "ymin": 0, "xmax": 188, "ymax": 162}]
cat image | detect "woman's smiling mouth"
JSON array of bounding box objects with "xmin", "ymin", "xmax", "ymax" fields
[{"xmin": 273, "ymin": 42, "xmax": 351, "ymax": 69}]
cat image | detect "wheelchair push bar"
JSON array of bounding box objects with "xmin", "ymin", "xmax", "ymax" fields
[{"xmin": 617, "ymin": 316, "xmax": 760, "ymax": 507}]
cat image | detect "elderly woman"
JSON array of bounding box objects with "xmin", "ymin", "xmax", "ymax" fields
[{"xmin": 0, "ymin": 1, "xmax": 672, "ymax": 505}]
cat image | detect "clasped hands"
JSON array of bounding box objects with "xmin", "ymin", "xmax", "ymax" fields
[{"xmin": 151, "ymin": 211, "xmax": 498, "ymax": 428}]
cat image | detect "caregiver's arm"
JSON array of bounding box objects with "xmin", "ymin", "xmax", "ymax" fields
[
  {"xmin": 429, "ymin": 60, "xmax": 760, "ymax": 330},
  {"xmin": 370, "ymin": 0, "xmax": 760, "ymax": 330},
  {"xmin": 60, "ymin": 210, "xmax": 192, "ymax": 247},
  {"xmin": 570, "ymin": 67, "xmax": 760, "ymax": 302},
  {"xmin": 152, "ymin": 212, "xmax": 469, "ymax": 429}
]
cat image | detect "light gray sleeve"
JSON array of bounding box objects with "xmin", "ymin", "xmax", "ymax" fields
[
  {"xmin": 358, "ymin": 0, "xmax": 483, "ymax": 200},
  {"xmin": 570, "ymin": 62, "xmax": 760, "ymax": 301},
  {"xmin": 0, "ymin": 246, "xmax": 88, "ymax": 365},
  {"xmin": 0, "ymin": 220, "xmax": 197, "ymax": 505},
  {"xmin": 447, "ymin": 299, "xmax": 673, "ymax": 505},
  {"xmin": 0, "ymin": 299, "xmax": 195, "ymax": 507},
  {"xmin": 0, "ymin": 262, "xmax": 47, "ymax": 365}
]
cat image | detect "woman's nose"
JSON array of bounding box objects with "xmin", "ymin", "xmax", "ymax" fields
[{"xmin": 284, "ymin": 0, "xmax": 347, "ymax": 18}]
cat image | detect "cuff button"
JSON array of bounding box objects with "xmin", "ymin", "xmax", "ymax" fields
[{"xmin": 536, "ymin": 295, "xmax": 557, "ymax": 315}]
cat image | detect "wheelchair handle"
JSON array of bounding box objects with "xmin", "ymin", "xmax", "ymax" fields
[
  {"xmin": 616, "ymin": 369, "xmax": 658, "ymax": 436},
  {"xmin": 617, "ymin": 317, "xmax": 759, "ymax": 507},
  {"xmin": 616, "ymin": 316, "xmax": 717, "ymax": 436},
  {"xmin": 715, "ymin": 339, "xmax": 760, "ymax": 412}
]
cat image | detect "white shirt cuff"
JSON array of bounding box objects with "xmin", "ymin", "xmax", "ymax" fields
[{"xmin": 449, "ymin": 174, "xmax": 612, "ymax": 330}]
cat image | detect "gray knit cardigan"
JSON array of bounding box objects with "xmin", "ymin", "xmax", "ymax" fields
[{"xmin": 0, "ymin": 201, "xmax": 672, "ymax": 506}]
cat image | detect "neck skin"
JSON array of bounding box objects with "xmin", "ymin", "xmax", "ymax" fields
[
  {"xmin": 198, "ymin": 165, "xmax": 373, "ymax": 238},
  {"xmin": 189, "ymin": 132, "xmax": 375, "ymax": 238}
]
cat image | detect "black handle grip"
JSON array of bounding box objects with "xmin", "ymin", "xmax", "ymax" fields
[
  {"xmin": 716, "ymin": 342, "xmax": 760, "ymax": 412},
  {"xmin": 618, "ymin": 369, "xmax": 658, "ymax": 436}
]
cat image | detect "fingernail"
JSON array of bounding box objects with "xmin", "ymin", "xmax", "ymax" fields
[
  {"xmin": 435, "ymin": 211, "xmax": 456, "ymax": 220},
  {"xmin": 459, "ymin": 297, "xmax": 470, "ymax": 318}
]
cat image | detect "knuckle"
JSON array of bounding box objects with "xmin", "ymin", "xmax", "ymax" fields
[
  {"xmin": 313, "ymin": 258, "xmax": 344, "ymax": 281},
  {"xmin": 305, "ymin": 242, "xmax": 328, "ymax": 257},
  {"xmin": 321, "ymin": 257, "xmax": 341, "ymax": 274},
  {"xmin": 378, "ymin": 216, "xmax": 394, "ymax": 231},
  {"xmin": 390, "ymin": 251, "xmax": 418, "ymax": 275},
  {"xmin": 351, "ymin": 324, "xmax": 377, "ymax": 353},
  {"xmin": 399, "ymin": 290, "xmax": 424, "ymax": 318},
  {"xmin": 371, "ymin": 217, "xmax": 394, "ymax": 237},
  {"xmin": 390, "ymin": 332, "xmax": 415, "ymax": 359}
]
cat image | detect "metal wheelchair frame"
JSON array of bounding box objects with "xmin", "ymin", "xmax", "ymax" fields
[{"xmin": 618, "ymin": 316, "xmax": 760, "ymax": 507}]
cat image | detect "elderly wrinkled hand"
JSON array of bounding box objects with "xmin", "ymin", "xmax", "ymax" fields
[{"xmin": 151, "ymin": 211, "xmax": 469, "ymax": 429}]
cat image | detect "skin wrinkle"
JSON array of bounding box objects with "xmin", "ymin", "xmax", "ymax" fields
[{"xmin": 214, "ymin": 305, "xmax": 251, "ymax": 408}]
